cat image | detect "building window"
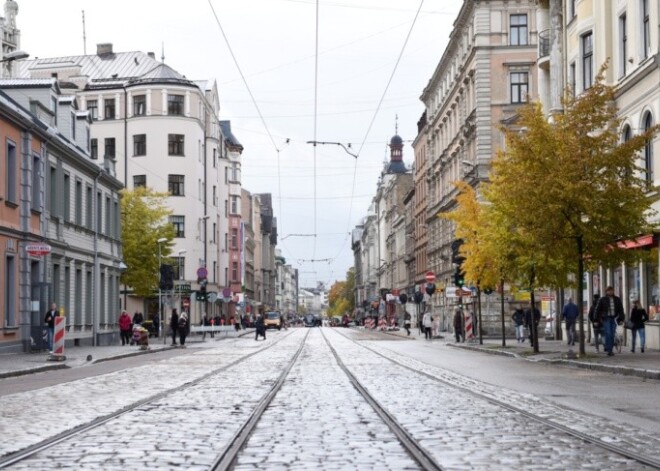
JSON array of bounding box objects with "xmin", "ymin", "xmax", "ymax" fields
[
  {"xmin": 105, "ymin": 195, "xmax": 111, "ymax": 235},
  {"xmin": 49, "ymin": 166, "xmax": 57, "ymax": 215},
  {"xmin": 569, "ymin": 62, "xmax": 576, "ymax": 96},
  {"xmin": 5, "ymin": 256, "xmax": 16, "ymax": 326},
  {"xmin": 230, "ymin": 196, "xmax": 239, "ymax": 214},
  {"xmin": 213, "ymin": 185, "xmax": 217, "ymax": 206},
  {"xmin": 619, "ymin": 14, "xmax": 627, "ymax": 77},
  {"xmin": 174, "ymin": 257, "xmax": 185, "ymax": 281},
  {"xmin": 168, "ymin": 95, "xmax": 184, "ymax": 116},
  {"xmin": 232, "ymin": 261, "xmax": 238, "ymax": 282},
  {"xmin": 63, "ymin": 173, "xmax": 71, "ymax": 222},
  {"xmin": 510, "ymin": 72, "xmax": 529, "ymax": 103},
  {"xmin": 133, "ymin": 94, "xmax": 146, "ymax": 116},
  {"xmin": 104, "ymin": 98, "xmax": 116, "ymax": 120},
  {"xmin": 133, "ymin": 175, "xmax": 146, "ymax": 188},
  {"xmin": 133, "ymin": 134, "xmax": 146, "ymax": 156},
  {"xmin": 87, "ymin": 100, "xmax": 98, "ymax": 120},
  {"xmin": 86, "ymin": 185, "xmax": 93, "ymax": 229},
  {"xmin": 169, "ymin": 215, "xmax": 185, "ymax": 237},
  {"xmin": 168, "ymin": 174, "xmax": 185, "ymax": 196},
  {"xmin": 622, "ymin": 125, "xmax": 632, "ymax": 143},
  {"xmin": 569, "ymin": 0, "xmax": 576, "ymax": 19},
  {"xmin": 32, "ymin": 155, "xmax": 41, "ymax": 211},
  {"xmin": 230, "ymin": 162, "xmax": 240, "ymax": 182},
  {"xmin": 642, "ymin": 0, "xmax": 650, "ymax": 59},
  {"xmin": 52, "ymin": 97, "xmax": 58, "ymax": 126},
  {"xmin": 581, "ymin": 32, "xmax": 593, "ymax": 91},
  {"xmin": 90, "ymin": 138, "xmax": 98, "ymax": 160},
  {"xmin": 75, "ymin": 180, "xmax": 82, "ymax": 225},
  {"xmin": 97, "ymin": 191, "xmax": 103, "ymax": 233},
  {"xmin": 105, "ymin": 137, "xmax": 116, "ymax": 159},
  {"xmin": 71, "ymin": 112, "xmax": 76, "ymax": 140},
  {"xmin": 6, "ymin": 140, "xmax": 17, "ymax": 204},
  {"xmin": 231, "ymin": 228, "xmax": 238, "ymax": 249},
  {"xmin": 168, "ymin": 134, "xmax": 185, "ymax": 156},
  {"xmin": 643, "ymin": 112, "xmax": 654, "ymax": 182},
  {"xmin": 510, "ymin": 14, "xmax": 528, "ymax": 46}
]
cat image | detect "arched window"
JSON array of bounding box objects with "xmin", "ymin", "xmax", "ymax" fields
[
  {"xmin": 621, "ymin": 124, "xmax": 631, "ymax": 143},
  {"xmin": 643, "ymin": 113, "xmax": 654, "ymax": 182}
]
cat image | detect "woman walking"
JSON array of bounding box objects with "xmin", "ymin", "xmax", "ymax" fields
[
  {"xmin": 422, "ymin": 310, "xmax": 433, "ymax": 340},
  {"xmin": 118, "ymin": 311, "xmax": 132, "ymax": 345},
  {"xmin": 170, "ymin": 309, "xmax": 179, "ymax": 346},
  {"xmin": 178, "ymin": 311, "xmax": 189, "ymax": 346},
  {"xmin": 630, "ymin": 299, "xmax": 648, "ymax": 353}
]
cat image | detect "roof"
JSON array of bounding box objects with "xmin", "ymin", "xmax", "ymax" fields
[
  {"xmin": 0, "ymin": 77, "xmax": 58, "ymax": 89},
  {"xmin": 386, "ymin": 161, "xmax": 408, "ymax": 174},
  {"xmin": 220, "ymin": 120, "xmax": 243, "ymax": 149},
  {"xmin": 128, "ymin": 62, "xmax": 194, "ymax": 86},
  {"xmin": 390, "ymin": 134, "xmax": 403, "ymax": 145}
]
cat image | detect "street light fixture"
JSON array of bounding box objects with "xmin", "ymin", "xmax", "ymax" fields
[
  {"xmin": 157, "ymin": 238, "xmax": 167, "ymax": 343},
  {"xmin": 0, "ymin": 50, "xmax": 29, "ymax": 78}
]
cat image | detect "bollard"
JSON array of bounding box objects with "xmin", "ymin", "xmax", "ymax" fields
[{"xmin": 49, "ymin": 316, "xmax": 66, "ymax": 361}]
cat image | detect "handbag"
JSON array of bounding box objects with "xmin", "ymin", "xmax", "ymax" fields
[{"xmin": 625, "ymin": 320, "xmax": 635, "ymax": 330}]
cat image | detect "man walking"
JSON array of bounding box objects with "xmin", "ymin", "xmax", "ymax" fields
[
  {"xmin": 588, "ymin": 294, "xmax": 603, "ymax": 351},
  {"xmin": 561, "ymin": 298, "xmax": 579, "ymax": 346},
  {"xmin": 44, "ymin": 302, "xmax": 58, "ymax": 352},
  {"xmin": 595, "ymin": 286, "xmax": 624, "ymax": 356},
  {"xmin": 512, "ymin": 308, "xmax": 525, "ymax": 343}
]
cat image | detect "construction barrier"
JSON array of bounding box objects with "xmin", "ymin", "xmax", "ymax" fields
[
  {"xmin": 379, "ymin": 317, "xmax": 387, "ymax": 331},
  {"xmin": 364, "ymin": 318, "xmax": 375, "ymax": 329},
  {"xmin": 52, "ymin": 316, "xmax": 66, "ymax": 358},
  {"xmin": 464, "ymin": 312, "xmax": 474, "ymax": 341}
]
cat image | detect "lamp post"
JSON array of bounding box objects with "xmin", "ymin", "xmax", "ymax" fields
[
  {"xmin": 0, "ymin": 50, "xmax": 29, "ymax": 78},
  {"xmin": 178, "ymin": 249, "xmax": 187, "ymax": 314},
  {"xmin": 157, "ymin": 238, "xmax": 167, "ymax": 342}
]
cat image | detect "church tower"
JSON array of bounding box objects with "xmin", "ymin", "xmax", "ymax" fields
[
  {"xmin": 386, "ymin": 114, "xmax": 406, "ymax": 174},
  {"xmin": 1, "ymin": 0, "xmax": 22, "ymax": 77}
]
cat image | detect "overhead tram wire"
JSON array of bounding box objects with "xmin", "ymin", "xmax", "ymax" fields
[
  {"xmin": 329, "ymin": 0, "xmax": 426, "ymax": 268},
  {"xmin": 312, "ymin": 0, "xmax": 320, "ymax": 263},
  {"xmin": 207, "ymin": 0, "xmax": 300, "ymax": 264}
]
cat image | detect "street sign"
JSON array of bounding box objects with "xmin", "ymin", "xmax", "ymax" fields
[
  {"xmin": 25, "ymin": 243, "xmax": 52, "ymax": 256},
  {"xmin": 196, "ymin": 267, "xmax": 208, "ymax": 279},
  {"xmin": 425, "ymin": 271, "xmax": 436, "ymax": 283},
  {"xmin": 207, "ymin": 292, "xmax": 218, "ymax": 303}
]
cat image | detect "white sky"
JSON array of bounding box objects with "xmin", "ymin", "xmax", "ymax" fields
[{"xmin": 18, "ymin": 0, "xmax": 463, "ymax": 288}]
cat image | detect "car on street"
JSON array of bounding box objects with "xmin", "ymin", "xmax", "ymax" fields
[{"xmin": 264, "ymin": 311, "xmax": 282, "ymax": 330}]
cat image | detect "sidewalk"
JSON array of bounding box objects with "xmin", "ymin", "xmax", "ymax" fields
[
  {"xmin": 365, "ymin": 327, "xmax": 660, "ymax": 381},
  {"xmin": 0, "ymin": 328, "xmax": 255, "ymax": 379}
]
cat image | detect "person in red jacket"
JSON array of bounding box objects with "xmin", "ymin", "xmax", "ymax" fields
[{"xmin": 118, "ymin": 311, "xmax": 132, "ymax": 346}]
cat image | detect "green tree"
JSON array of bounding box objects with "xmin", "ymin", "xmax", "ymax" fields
[
  {"xmin": 120, "ymin": 188, "xmax": 175, "ymax": 298},
  {"xmin": 486, "ymin": 67, "xmax": 660, "ymax": 355}
]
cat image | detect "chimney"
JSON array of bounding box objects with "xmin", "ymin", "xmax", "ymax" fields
[
  {"xmin": 147, "ymin": 52, "xmax": 155, "ymax": 59},
  {"xmin": 97, "ymin": 43, "xmax": 113, "ymax": 56}
]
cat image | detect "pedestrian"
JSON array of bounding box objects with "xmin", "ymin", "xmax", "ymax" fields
[
  {"xmin": 629, "ymin": 299, "xmax": 648, "ymax": 353},
  {"xmin": 255, "ymin": 313, "xmax": 266, "ymax": 341},
  {"xmin": 178, "ymin": 311, "xmax": 189, "ymax": 346},
  {"xmin": 170, "ymin": 308, "xmax": 179, "ymax": 346},
  {"xmin": 132, "ymin": 311, "xmax": 144, "ymax": 326},
  {"xmin": 403, "ymin": 311, "xmax": 411, "ymax": 336},
  {"xmin": 152, "ymin": 313, "xmax": 160, "ymax": 338},
  {"xmin": 524, "ymin": 303, "xmax": 541, "ymax": 348},
  {"xmin": 588, "ymin": 294, "xmax": 603, "ymax": 351},
  {"xmin": 561, "ymin": 298, "xmax": 579, "ymax": 346},
  {"xmin": 594, "ymin": 286, "xmax": 625, "ymax": 356},
  {"xmin": 453, "ymin": 308, "xmax": 464, "ymax": 343},
  {"xmin": 511, "ymin": 308, "xmax": 525, "ymax": 342},
  {"xmin": 422, "ymin": 310, "xmax": 433, "ymax": 340},
  {"xmin": 118, "ymin": 310, "xmax": 132, "ymax": 345},
  {"xmin": 44, "ymin": 302, "xmax": 58, "ymax": 352}
]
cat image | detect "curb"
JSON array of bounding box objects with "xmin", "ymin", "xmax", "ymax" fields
[
  {"xmin": 0, "ymin": 363, "xmax": 68, "ymax": 379},
  {"xmin": 91, "ymin": 346, "xmax": 176, "ymax": 365},
  {"xmin": 447, "ymin": 343, "xmax": 660, "ymax": 381}
]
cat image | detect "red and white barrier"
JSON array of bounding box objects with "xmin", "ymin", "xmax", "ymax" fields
[
  {"xmin": 52, "ymin": 316, "xmax": 66, "ymax": 358},
  {"xmin": 364, "ymin": 318, "xmax": 375, "ymax": 329},
  {"xmin": 464, "ymin": 312, "xmax": 474, "ymax": 340},
  {"xmin": 379, "ymin": 317, "xmax": 387, "ymax": 330}
]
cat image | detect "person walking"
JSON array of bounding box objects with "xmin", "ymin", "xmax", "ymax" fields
[
  {"xmin": 403, "ymin": 311, "xmax": 412, "ymax": 336},
  {"xmin": 453, "ymin": 308, "xmax": 464, "ymax": 343},
  {"xmin": 588, "ymin": 294, "xmax": 603, "ymax": 351},
  {"xmin": 629, "ymin": 299, "xmax": 648, "ymax": 353},
  {"xmin": 511, "ymin": 308, "xmax": 525, "ymax": 343},
  {"xmin": 595, "ymin": 286, "xmax": 625, "ymax": 356},
  {"xmin": 178, "ymin": 311, "xmax": 189, "ymax": 346},
  {"xmin": 255, "ymin": 313, "xmax": 266, "ymax": 341},
  {"xmin": 118, "ymin": 311, "xmax": 132, "ymax": 346},
  {"xmin": 170, "ymin": 308, "xmax": 179, "ymax": 346},
  {"xmin": 561, "ymin": 298, "xmax": 579, "ymax": 346},
  {"xmin": 524, "ymin": 303, "xmax": 541, "ymax": 348},
  {"xmin": 44, "ymin": 302, "xmax": 58, "ymax": 352},
  {"xmin": 132, "ymin": 311, "xmax": 144, "ymax": 326},
  {"xmin": 422, "ymin": 310, "xmax": 433, "ymax": 340}
]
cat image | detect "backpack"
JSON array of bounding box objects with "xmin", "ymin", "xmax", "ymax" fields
[{"xmin": 178, "ymin": 316, "xmax": 187, "ymax": 328}]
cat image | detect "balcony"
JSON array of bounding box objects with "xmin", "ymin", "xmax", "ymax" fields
[{"xmin": 538, "ymin": 29, "xmax": 551, "ymax": 70}]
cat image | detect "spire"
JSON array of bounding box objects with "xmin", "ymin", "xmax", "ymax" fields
[
  {"xmin": 161, "ymin": 42, "xmax": 165, "ymax": 63},
  {"xmin": 395, "ymin": 113, "xmax": 399, "ymax": 135}
]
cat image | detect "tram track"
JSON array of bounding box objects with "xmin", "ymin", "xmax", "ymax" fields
[
  {"xmin": 335, "ymin": 328, "xmax": 660, "ymax": 470},
  {"xmin": 0, "ymin": 330, "xmax": 298, "ymax": 469}
]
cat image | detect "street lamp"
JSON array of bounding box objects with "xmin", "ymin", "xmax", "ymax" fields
[
  {"xmin": 1, "ymin": 50, "xmax": 29, "ymax": 78},
  {"xmin": 177, "ymin": 249, "xmax": 187, "ymax": 313},
  {"xmin": 157, "ymin": 237, "xmax": 167, "ymax": 343}
]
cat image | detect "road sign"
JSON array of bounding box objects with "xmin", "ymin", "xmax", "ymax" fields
[
  {"xmin": 26, "ymin": 243, "xmax": 52, "ymax": 256},
  {"xmin": 196, "ymin": 267, "xmax": 208, "ymax": 279},
  {"xmin": 182, "ymin": 298, "xmax": 190, "ymax": 308},
  {"xmin": 425, "ymin": 271, "xmax": 436, "ymax": 283}
]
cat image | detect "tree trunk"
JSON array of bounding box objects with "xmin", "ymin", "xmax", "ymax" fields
[
  {"xmin": 500, "ymin": 279, "xmax": 506, "ymax": 347},
  {"xmin": 477, "ymin": 286, "xmax": 483, "ymax": 344},
  {"xmin": 530, "ymin": 269, "xmax": 539, "ymax": 353}
]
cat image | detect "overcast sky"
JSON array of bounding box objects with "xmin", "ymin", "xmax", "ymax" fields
[{"xmin": 18, "ymin": 0, "xmax": 462, "ymax": 288}]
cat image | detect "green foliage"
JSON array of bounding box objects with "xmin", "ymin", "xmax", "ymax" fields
[
  {"xmin": 327, "ymin": 267, "xmax": 356, "ymax": 317},
  {"xmin": 120, "ymin": 188, "xmax": 175, "ymax": 297}
]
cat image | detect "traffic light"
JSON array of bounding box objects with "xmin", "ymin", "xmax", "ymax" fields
[
  {"xmin": 413, "ymin": 291, "xmax": 424, "ymax": 304},
  {"xmin": 425, "ymin": 283, "xmax": 436, "ymax": 296},
  {"xmin": 451, "ymin": 239, "xmax": 465, "ymax": 265},
  {"xmin": 160, "ymin": 264, "xmax": 174, "ymax": 290},
  {"xmin": 198, "ymin": 278, "xmax": 208, "ymax": 302},
  {"xmin": 453, "ymin": 267, "xmax": 464, "ymax": 287}
]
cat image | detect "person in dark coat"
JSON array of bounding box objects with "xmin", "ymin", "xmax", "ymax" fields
[
  {"xmin": 178, "ymin": 312, "xmax": 189, "ymax": 346},
  {"xmin": 44, "ymin": 302, "xmax": 58, "ymax": 351},
  {"xmin": 255, "ymin": 314, "xmax": 266, "ymax": 341},
  {"xmin": 561, "ymin": 298, "xmax": 579, "ymax": 346},
  {"xmin": 403, "ymin": 311, "xmax": 411, "ymax": 336},
  {"xmin": 588, "ymin": 294, "xmax": 603, "ymax": 351},
  {"xmin": 132, "ymin": 311, "xmax": 144, "ymax": 326},
  {"xmin": 524, "ymin": 303, "xmax": 541, "ymax": 348},
  {"xmin": 453, "ymin": 309, "xmax": 464, "ymax": 343},
  {"xmin": 170, "ymin": 308, "xmax": 179, "ymax": 346},
  {"xmin": 629, "ymin": 299, "xmax": 648, "ymax": 353},
  {"xmin": 512, "ymin": 308, "xmax": 525, "ymax": 343},
  {"xmin": 594, "ymin": 286, "xmax": 624, "ymax": 356}
]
